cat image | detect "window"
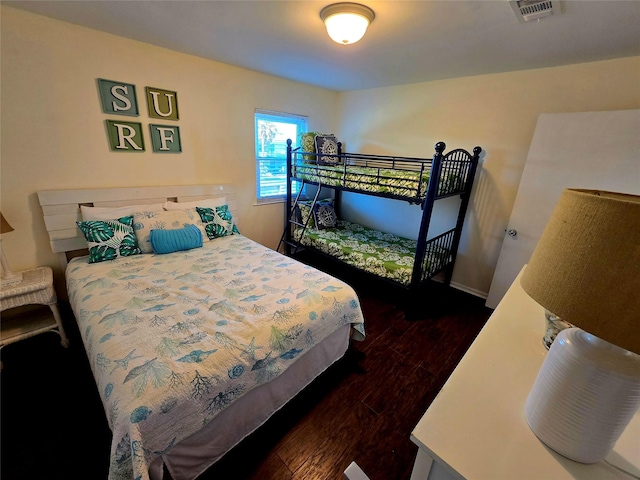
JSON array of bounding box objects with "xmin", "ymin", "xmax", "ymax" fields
[{"xmin": 255, "ymin": 109, "xmax": 307, "ymax": 202}]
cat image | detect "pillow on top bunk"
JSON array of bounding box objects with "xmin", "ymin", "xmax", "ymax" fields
[
  {"xmin": 312, "ymin": 202, "xmax": 338, "ymax": 229},
  {"xmin": 196, "ymin": 205, "xmax": 240, "ymax": 240},
  {"xmin": 133, "ymin": 209, "xmax": 205, "ymax": 253},
  {"xmin": 314, "ymin": 135, "xmax": 340, "ymax": 165},
  {"xmin": 299, "ymin": 132, "xmax": 320, "ymax": 162},
  {"xmin": 77, "ymin": 215, "xmax": 142, "ymax": 264}
]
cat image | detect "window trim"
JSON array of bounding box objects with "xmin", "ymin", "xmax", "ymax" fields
[{"xmin": 255, "ymin": 109, "xmax": 308, "ymax": 204}]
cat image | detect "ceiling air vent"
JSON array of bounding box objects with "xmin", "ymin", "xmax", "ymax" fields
[{"xmin": 510, "ymin": 0, "xmax": 561, "ymax": 23}]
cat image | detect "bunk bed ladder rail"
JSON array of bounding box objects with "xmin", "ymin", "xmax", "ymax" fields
[
  {"xmin": 278, "ymin": 140, "xmax": 322, "ymax": 256},
  {"xmin": 281, "ymin": 184, "xmax": 322, "ymax": 256}
]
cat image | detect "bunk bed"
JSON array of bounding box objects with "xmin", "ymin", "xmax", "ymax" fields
[{"xmin": 279, "ymin": 139, "xmax": 481, "ymax": 292}]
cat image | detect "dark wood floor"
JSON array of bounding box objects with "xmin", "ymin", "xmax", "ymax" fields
[{"xmin": 1, "ymin": 266, "xmax": 491, "ymax": 480}]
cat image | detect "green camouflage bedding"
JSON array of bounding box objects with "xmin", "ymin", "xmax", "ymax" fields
[
  {"xmin": 295, "ymin": 220, "xmax": 451, "ymax": 286},
  {"xmin": 293, "ymin": 163, "xmax": 429, "ymax": 199}
]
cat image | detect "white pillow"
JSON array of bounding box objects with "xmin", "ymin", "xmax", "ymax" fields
[
  {"xmin": 81, "ymin": 203, "xmax": 164, "ymax": 221},
  {"xmin": 163, "ymin": 197, "xmax": 227, "ymax": 211},
  {"xmin": 133, "ymin": 209, "xmax": 206, "ymax": 254}
]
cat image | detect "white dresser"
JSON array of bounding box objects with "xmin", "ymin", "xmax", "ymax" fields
[{"xmin": 410, "ymin": 266, "xmax": 640, "ymax": 480}]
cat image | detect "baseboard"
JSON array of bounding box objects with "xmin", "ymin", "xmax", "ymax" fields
[
  {"xmin": 426, "ymin": 275, "xmax": 488, "ymax": 300},
  {"xmin": 449, "ymin": 281, "xmax": 488, "ymax": 300}
]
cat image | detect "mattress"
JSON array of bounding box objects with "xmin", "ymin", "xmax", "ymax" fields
[
  {"xmin": 293, "ymin": 162, "xmax": 430, "ymax": 200},
  {"xmin": 65, "ymin": 234, "xmax": 365, "ymax": 480}
]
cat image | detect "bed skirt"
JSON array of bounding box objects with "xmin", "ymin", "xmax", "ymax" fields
[{"xmin": 150, "ymin": 324, "xmax": 351, "ymax": 480}]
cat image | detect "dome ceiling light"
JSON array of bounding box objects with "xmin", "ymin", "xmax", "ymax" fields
[{"xmin": 320, "ymin": 3, "xmax": 375, "ymax": 45}]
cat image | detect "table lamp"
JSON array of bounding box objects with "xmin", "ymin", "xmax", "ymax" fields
[
  {"xmin": 520, "ymin": 189, "xmax": 640, "ymax": 464},
  {"xmin": 1, "ymin": 212, "xmax": 23, "ymax": 287}
]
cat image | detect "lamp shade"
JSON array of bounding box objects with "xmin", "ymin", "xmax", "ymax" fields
[
  {"xmin": 521, "ymin": 188, "xmax": 640, "ymax": 355},
  {"xmin": 0, "ymin": 213, "xmax": 15, "ymax": 234},
  {"xmin": 320, "ymin": 3, "xmax": 375, "ymax": 45}
]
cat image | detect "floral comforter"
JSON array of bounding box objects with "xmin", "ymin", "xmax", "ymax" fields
[
  {"xmin": 295, "ymin": 221, "xmax": 451, "ymax": 286},
  {"xmin": 66, "ymin": 234, "xmax": 365, "ymax": 480}
]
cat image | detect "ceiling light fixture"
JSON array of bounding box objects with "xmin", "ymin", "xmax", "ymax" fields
[{"xmin": 320, "ymin": 2, "xmax": 375, "ymax": 45}]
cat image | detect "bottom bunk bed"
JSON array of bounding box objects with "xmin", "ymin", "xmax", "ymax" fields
[
  {"xmin": 38, "ymin": 185, "xmax": 366, "ymax": 480},
  {"xmin": 294, "ymin": 219, "xmax": 453, "ymax": 287}
]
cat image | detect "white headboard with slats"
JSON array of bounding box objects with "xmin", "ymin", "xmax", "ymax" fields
[{"xmin": 38, "ymin": 184, "xmax": 236, "ymax": 269}]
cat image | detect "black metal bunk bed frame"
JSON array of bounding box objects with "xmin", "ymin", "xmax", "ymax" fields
[{"xmin": 278, "ymin": 139, "xmax": 481, "ymax": 293}]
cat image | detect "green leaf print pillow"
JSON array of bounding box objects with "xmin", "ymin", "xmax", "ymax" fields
[
  {"xmin": 195, "ymin": 205, "xmax": 240, "ymax": 240},
  {"xmin": 77, "ymin": 215, "xmax": 142, "ymax": 263}
]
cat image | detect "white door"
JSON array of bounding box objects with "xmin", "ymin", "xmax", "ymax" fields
[{"xmin": 485, "ymin": 110, "xmax": 640, "ymax": 309}]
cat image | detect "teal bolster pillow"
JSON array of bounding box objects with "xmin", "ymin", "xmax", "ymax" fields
[{"xmin": 149, "ymin": 224, "xmax": 203, "ymax": 254}]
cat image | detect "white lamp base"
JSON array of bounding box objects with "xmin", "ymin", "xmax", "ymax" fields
[
  {"xmin": 0, "ymin": 241, "xmax": 22, "ymax": 287},
  {"xmin": 525, "ymin": 328, "xmax": 640, "ymax": 463}
]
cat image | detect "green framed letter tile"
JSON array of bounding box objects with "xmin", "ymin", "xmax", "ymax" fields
[
  {"xmin": 106, "ymin": 120, "xmax": 145, "ymax": 152},
  {"xmin": 146, "ymin": 86, "xmax": 179, "ymax": 121},
  {"xmin": 150, "ymin": 124, "xmax": 182, "ymax": 153},
  {"xmin": 98, "ymin": 78, "xmax": 139, "ymax": 116}
]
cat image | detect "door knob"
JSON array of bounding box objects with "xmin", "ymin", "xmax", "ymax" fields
[{"xmin": 507, "ymin": 229, "xmax": 518, "ymax": 238}]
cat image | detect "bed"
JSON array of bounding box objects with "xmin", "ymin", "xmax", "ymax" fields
[
  {"xmin": 37, "ymin": 184, "xmax": 366, "ymax": 480},
  {"xmin": 280, "ymin": 140, "xmax": 481, "ymax": 291}
]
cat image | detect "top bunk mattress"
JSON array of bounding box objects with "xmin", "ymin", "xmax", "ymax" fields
[
  {"xmin": 292, "ymin": 162, "xmax": 430, "ymax": 201},
  {"xmin": 65, "ymin": 234, "xmax": 365, "ymax": 480}
]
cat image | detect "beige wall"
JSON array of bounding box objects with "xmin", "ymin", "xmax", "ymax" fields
[
  {"xmin": 0, "ymin": 6, "xmax": 337, "ymax": 284},
  {"xmin": 337, "ymin": 57, "xmax": 640, "ymax": 297},
  {"xmin": 2, "ymin": 6, "xmax": 639, "ymax": 299}
]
